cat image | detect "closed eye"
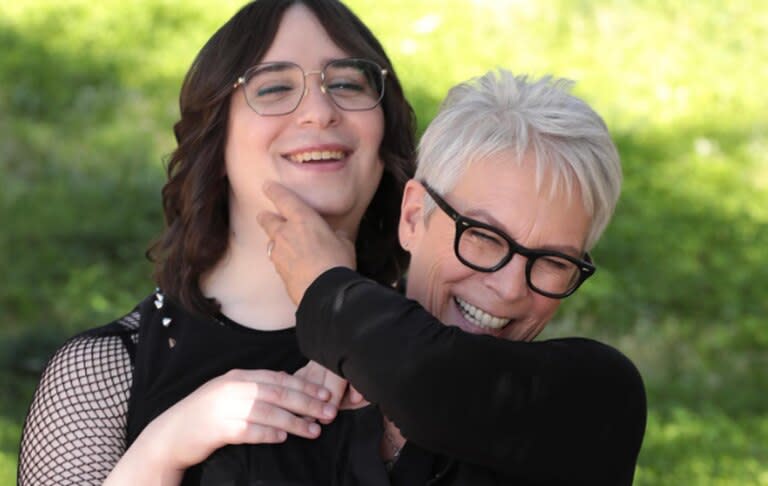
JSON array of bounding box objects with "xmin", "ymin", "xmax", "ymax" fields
[
  {"xmin": 467, "ymin": 229, "xmax": 505, "ymax": 247},
  {"xmin": 327, "ymin": 80, "xmax": 366, "ymax": 94},
  {"xmin": 256, "ymin": 84, "xmax": 294, "ymax": 97},
  {"xmin": 540, "ymin": 257, "xmax": 572, "ymax": 271}
]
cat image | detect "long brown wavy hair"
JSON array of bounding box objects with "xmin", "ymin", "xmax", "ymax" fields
[{"xmin": 147, "ymin": 0, "xmax": 416, "ymax": 316}]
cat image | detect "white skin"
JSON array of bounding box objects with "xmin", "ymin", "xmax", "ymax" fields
[
  {"xmin": 399, "ymin": 151, "xmax": 591, "ymax": 342},
  {"xmin": 105, "ymin": 5, "xmax": 382, "ymax": 485},
  {"xmin": 203, "ymin": 3, "xmax": 384, "ymax": 331},
  {"xmin": 258, "ymin": 149, "xmax": 592, "ymax": 458}
]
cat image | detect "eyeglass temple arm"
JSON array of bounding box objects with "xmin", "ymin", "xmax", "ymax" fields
[{"xmin": 420, "ymin": 180, "xmax": 462, "ymax": 222}]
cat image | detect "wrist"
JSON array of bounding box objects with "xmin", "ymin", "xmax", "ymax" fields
[
  {"xmin": 105, "ymin": 424, "xmax": 185, "ymax": 486},
  {"xmin": 133, "ymin": 413, "xmax": 189, "ymax": 476}
]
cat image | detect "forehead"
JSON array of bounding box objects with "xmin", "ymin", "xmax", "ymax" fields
[
  {"xmin": 260, "ymin": 4, "xmax": 350, "ymax": 66},
  {"xmin": 446, "ymin": 151, "xmax": 590, "ymax": 250}
]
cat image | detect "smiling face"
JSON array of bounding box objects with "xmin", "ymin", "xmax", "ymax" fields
[
  {"xmin": 399, "ymin": 151, "xmax": 592, "ymax": 341},
  {"xmin": 225, "ymin": 4, "xmax": 385, "ymax": 235}
]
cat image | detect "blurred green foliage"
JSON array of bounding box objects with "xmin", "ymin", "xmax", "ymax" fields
[{"xmin": 1, "ymin": 0, "xmax": 766, "ymax": 484}]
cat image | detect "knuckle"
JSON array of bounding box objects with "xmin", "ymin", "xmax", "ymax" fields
[
  {"xmin": 270, "ymin": 384, "xmax": 288, "ymax": 403},
  {"xmin": 277, "ymin": 371, "xmax": 296, "ymax": 389},
  {"xmin": 303, "ymin": 381, "xmax": 319, "ymax": 396},
  {"xmin": 224, "ymin": 368, "xmax": 245, "ymax": 380},
  {"xmin": 219, "ymin": 380, "xmax": 243, "ymax": 397},
  {"xmin": 275, "ymin": 370, "xmax": 289, "ymax": 382},
  {"xmin": 252, "ymin": 382, "xmax": 267, "ymax": 400},
  {"xmin": 249, "ymin": 369, "xmax": 270, "ymax": 382}
]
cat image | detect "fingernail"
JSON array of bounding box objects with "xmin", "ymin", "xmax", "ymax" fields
[
  {"xmin": 309, "ymin": 423, "xmax": 321, "ymax": 435},
  {"xmin": 318, "ymin": 388, "xmax": 330, "ymax": 400},
  {"xmin": 323, "ymin": 404, "xmax": 337, "ymax": 418}
]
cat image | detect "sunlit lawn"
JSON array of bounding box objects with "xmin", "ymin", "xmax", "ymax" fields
[{"xmin": 1, "ymin": 1, "xmax": 766, "ymax": 484}]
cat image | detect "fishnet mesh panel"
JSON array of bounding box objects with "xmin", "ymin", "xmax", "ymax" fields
[{"xmin": 18, "ymin": 312, "xmax": 139, "ymax": 485}]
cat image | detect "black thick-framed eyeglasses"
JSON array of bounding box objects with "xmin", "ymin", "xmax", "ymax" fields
[
  {"xmin": 232, "ymin": 58, "xmax": 387, "ymax": 116},
  {"xmin": 420, "ymin": 180, "xmax": 595, "ymax": 299}
]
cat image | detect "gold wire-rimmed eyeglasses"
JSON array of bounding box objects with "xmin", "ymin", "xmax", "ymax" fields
[{"xmin": 233, "ymin": 58, "xmax": 387, "ymax": 116}]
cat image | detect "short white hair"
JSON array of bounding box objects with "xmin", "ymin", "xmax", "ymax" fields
[{"xmin": 415, "ymin": 69, "xmax": 622, "ymax": 250}]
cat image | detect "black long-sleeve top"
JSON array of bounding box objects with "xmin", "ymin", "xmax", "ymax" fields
[{"xmin": 296, "ymin": 267, "xmax": 647, "ymax": 485}]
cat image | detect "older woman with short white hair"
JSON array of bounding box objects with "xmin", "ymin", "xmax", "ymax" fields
[{"xmin": 259, "ymin": 69, "xmax": 646, "ymax": 485}]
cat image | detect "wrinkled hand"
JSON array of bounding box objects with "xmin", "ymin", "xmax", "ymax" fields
[
  {"xmin": 257, "ymin": 181, "xmax": 356, "ymax": 305},
  {"xmin": 134, "ymin": 369, "xmax": 338, "ymax": 472},
  {"xmin": 295, "ymin": 361, "xmax": 369, "ymax": 421}
]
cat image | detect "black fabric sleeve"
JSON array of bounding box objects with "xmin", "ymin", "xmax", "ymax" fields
[{"xmin": 296, "ymin": 267, "xmax": 646, "ymax": 485}]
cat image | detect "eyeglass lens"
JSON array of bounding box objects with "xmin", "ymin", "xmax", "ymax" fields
[
  {"xmin": 242, "ymin": 59, "xmax": 384, "ymax": 115},
  {"xmin": 456, "ymin": 225, "xmax": 582, "ymax": 296}
]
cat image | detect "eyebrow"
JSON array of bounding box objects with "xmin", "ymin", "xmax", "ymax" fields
[
  {"xmin": 259, "ymin": 56, "xmax": 352, "ymax": 68},
  {"xmin": 256, "ymin": 63, "xmax": 295, "ymax": 73},
  {"xmin": 461, "ymin": 206, "xmax": 584, "ymax": 257}
]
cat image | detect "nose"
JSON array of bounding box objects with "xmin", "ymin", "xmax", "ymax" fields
[
  {"xmin": 295, "ymin": 72, "xmax": 340, "ymax": 127},
  {"xmin": 482, "ymin": 254, "xmax": 529, "ymax": 302}
]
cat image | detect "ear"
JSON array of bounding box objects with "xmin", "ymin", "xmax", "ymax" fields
[{"xmin": 398, "ymin": 179, "xmax": 426, "ymax": 251}]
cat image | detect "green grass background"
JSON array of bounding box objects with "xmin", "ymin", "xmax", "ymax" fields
[{"xmin": 1, "ymin": 0, "xmax": 766, "ymax": 483}]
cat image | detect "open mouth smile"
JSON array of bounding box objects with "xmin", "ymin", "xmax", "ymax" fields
[
  {"xmin": 454, "ymin": 296, "xmax": 511, "ymax": 330},
  {"xmin": 285, "ymin": 149, "xmax": 348, "ymax": 163}
]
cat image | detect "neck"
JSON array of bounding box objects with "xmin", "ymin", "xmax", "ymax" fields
[
  {"xmin": 323, "ymin": 213, "xmax": 358, "ymax": 240},
  {"xmin": 201, "ymin": 211, "xmax": 295, "ymax": 330},
  {"xmin": 202, "ymin": 201, "xmax": 359, "ymax": 330}
]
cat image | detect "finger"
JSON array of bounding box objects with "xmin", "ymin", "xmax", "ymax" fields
[
  {"xmin": 271, "ymin": 370, "xmax": 334, "ymax": 402},
  {"xmin": 232, "ymin": 369, "xmax": 331, "ymax": 401},
  {"xmin": 294, "ymin": 365, "xmax": 332, "ymax": 401},
  {"xmin": 248, "ymin": 401, "xmax": 325, "ymax": 439},
  {"xmin": 318, "ymin": 374, "xmax": 348, "ymax": 424},
  {"xmin": 295, "ymin": 363, "xmax": 339, "ymax": 423},
  {"xmin": 339, "ymin": 385, "xmax": 370, "ymax": 410},
  {"xmin": 294, "ymin": 364, "xmax": 333, "ymax": 399},
  {"xmin": 251, "ymin": 382, "xmax": 337, "ymax": 422},
  {"xmin": 235, "ymin": 423, "xmax": 289, "ymax": 445},
  {"xmin": 323, "ymin": 376, "xmax": 348, "ymax": 408},
  {"xmin": 255, "ymin": 210, "xmax": 285, "ymax": 240},
  {"xmin": 294, "ymin": 362, "xmax": 324, "ymax": 382},
  {"xmin": 263, "ymin": 181, "xmax": 323, "ymax": 223},
  {"xmin": 348, "ymin": 386, "xmax": 365, "ymax": 404}
]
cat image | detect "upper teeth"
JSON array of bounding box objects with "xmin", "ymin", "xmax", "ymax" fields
[
  {"xmin": 455, "ymin": 297, "xmax": 510, "ymax": 329},
  {"xmin": 289, "ymin": 150, "xmax": 345, "ymax": 163}
]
